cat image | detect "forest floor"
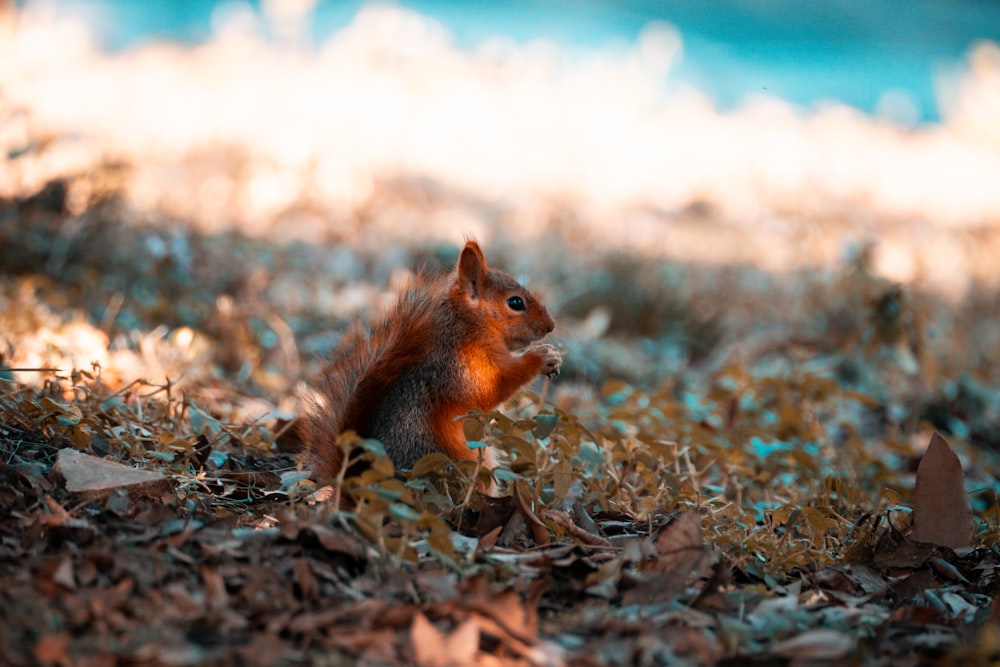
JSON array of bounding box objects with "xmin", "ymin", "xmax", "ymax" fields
[
  {"xmin": 3, "ymin": 165, "xmax": 1000, "ymax": 666},
  {"xmin": 3, "ymin": 6, "xmax": 1000, "ymax": 665}
]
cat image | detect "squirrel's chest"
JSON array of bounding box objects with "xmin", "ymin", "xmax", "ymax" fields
[{"xmin": 456, "ymin": 344, "xmax": 504, "ymax": 398}]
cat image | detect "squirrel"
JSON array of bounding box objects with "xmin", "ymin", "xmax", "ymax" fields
[{"xmin": 302, "ymin": 240, "xmax": 562, "ymax": 481}]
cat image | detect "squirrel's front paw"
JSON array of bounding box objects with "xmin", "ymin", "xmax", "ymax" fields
[{"xmin": 532, "ymin": 343, "xmax": 562, "ymax": 380}]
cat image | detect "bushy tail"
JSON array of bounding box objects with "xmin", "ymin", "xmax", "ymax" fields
[{"xmin": 302, "ymin": 281, "xmax": 439, "ymax": 481}]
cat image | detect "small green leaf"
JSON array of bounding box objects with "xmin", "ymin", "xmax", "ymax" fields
[
  {"xmin": 574, "ymin": 441, "xmax": 606, "ymax": 465},
  {"xmin": 359, "ymin": 438, "xmax": 387, "ymax": 457},
  {"xmin": 389, "ymin": 503, "xmax": 420, "ymax": 521},
  {"xmin": 100, "ymin": 395, "xmax": 124, "ymax": 412},
  {"xmin": 493, "ymin": 467, "xmax": 520, "ymax": 482},
  {"xmin": 533, "ymin": 413, "xmax": 559, "ymax": 440}
]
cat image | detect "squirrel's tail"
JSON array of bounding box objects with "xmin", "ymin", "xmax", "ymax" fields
[{"xmin": 302, "ymin": 281, "xmax": 439, "ymax": 481}]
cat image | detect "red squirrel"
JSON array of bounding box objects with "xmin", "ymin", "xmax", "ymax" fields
[{"xmin": 302, "ymin": 240, "xmax": 561, "ymax": 481}]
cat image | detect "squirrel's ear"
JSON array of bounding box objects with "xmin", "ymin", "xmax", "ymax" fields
[{"xmin": 457, "ymin": 241, "xmax": 488, "ymax": 298}]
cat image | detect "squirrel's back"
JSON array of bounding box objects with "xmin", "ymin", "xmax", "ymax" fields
[{"xmin": 302, "ymin": 240, "xmax": 561, "ymax": 481}]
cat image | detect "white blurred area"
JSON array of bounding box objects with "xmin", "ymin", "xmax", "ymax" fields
[{"xmin": 2, "ymin": 1, "xmax": 1000, "ymax": 295}]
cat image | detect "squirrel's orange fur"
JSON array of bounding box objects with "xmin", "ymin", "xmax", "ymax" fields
[{"xmin": 302, "ymin": 240, "xmax": 561, "ymax": 481}]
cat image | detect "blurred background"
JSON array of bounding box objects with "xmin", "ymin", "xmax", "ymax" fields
[
  {"xmin": 3, "ymin": 0, "xmax": 1000, "ymax": 411},
  {"xmin": 4, "ymin": 1, "xmax": 1000, "ymax": 289},
  {"xmin": 28, "ymin": 0, "xmax": 1000, "ymax": 121}
]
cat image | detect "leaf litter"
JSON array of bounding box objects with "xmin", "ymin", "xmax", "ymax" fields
[
  {"xmin": 3, "ymin": 101, "xmax": 1000, "ymax": 667},
  {"xmin": 3, "ymin": 350, "xmax": 1000, "ymax": 666}
]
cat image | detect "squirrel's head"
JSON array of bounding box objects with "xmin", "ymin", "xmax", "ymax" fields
[{"xmin": 453, "ymin": 240, "xmax": 555, "ymax": 351}]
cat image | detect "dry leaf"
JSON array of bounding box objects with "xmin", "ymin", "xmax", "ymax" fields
[
  {"xmin": 913, "ymin": 432, "xmax": 973, "ymax": 548},
  {"xmin": 411, "ymin": 611, "xmax": 479, "ymax": 667},
  {"xmin": 772, "ymin": 629, "xmax": 855, "ymax": 660},
  {"xmin": 443, "ymin": 620, "xmax": 480, "ymax": 666},
  {"xmin": 41, "ymin": 495, "xmax": 73, "ymax": 527},
  {"xmin": 51, "ymin": 558, "xmax": 75, "ymax": 590},
  {"xmin": 650, "ymin": 509, "xmax": 706, "ymax": 573},
  {"xmin": 512, "ymin": 483, "xmax": 550, "ymax": 545},
  {"xmin": 200, "ymin": 565, "xmax": 228, "ymax": 611},
  {"xmin": 411, "ymin": 611, "xmax": 447, "ymax": 667},
  {"xmin": 478, "ymin": 524, "xmax": 503, "ymax": 551},
  {"xmin": 625, "ymin": 511, "xmax": 717, "ymax": 605},
  {"xmin": 293, "ymin": 559, "xmax": 318, "ymax": 603},
  {"xmin": 33, "ymin": 633, "xmax": 70, "ymax": 664},
  {"xmin": 54, "ymin": 448, "xmax": 168, "ymax": 494}
]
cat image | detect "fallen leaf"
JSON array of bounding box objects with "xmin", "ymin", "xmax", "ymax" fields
[
  {"xmin": 625, "ymin": 511, "xmax": 718, "ymax": 605},
  {"xmin": 306, "ymin": 523, "xmax": 369, "ymax": 559},
  {"xmin": 411, "ymin": 611, "xmax": 447, "ymax": 666},
  {"xmin": 235, "ymin": 633, "xmax": 293, "ymax": 667},
  {"xmin": 512, "ymin": 482, "xmax": 550, "ymax": 545},
  {"xmin": 51, "ymin": 558, "xmax": 75, "ymax": 590},
  {"xmin": 478, "ymin": 524, "xmax": 502, "ymax": 551},
  {"xmin": 771, "ymin": 628, "xmax": 855, "ymax": 661},
  {"xmin": 913, "ymin": 432, "xmax": 973, "ymax": 548},
  {"xmin": 293, "ymin": 558, "xmax": 318, "ymax": 603},
  {"xmin": 651, "ymin": 510, "xmax": 704, "ymax": 568},
  {"xmin": 41, "ymin": 495, "xmax": 74, "ymax": 527},
  {"xmin": 411, "ymin": 611, "xmax": 479, "ymax": 667},
  {"xmin": 890, "ymin": 569, "xmax": 940, "ymax": 602},
  {"xmin": 443, "ymin": 619, "xmax": 480, "ymax": 666},
  {"xmin": 33, "ymin": 633, "xmax": 70, "ymax": 665},
  {"xmin": 872, "ymin": 539, "xmax": 936, "ymax": 569},
  {"xmin": 201, "ymin": 565, "xmax": 228, "ymax": 611},
  {"xmin": 54, "ymin": 448, "xmax": 168, "ymax": 494}
]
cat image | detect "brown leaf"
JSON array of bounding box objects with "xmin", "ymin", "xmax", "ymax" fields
[
  {"xmin": 411, "ymin": 611, "xmax": 480, "ymax": 667},
  {"xmin": 469, "ymin": 494, "xmax": 515, "ymax": 540},
  {"xmin": 41, "ymin": 495, "xmax": 74, "ymax": 527},
  {"xmin": 51, "ymin": 557, "xmax": 75, "ymax": 590},
  {"xmin": 459, "ymin": 576, "xmax": 538, "ymax": 645},
  {"xmin": 889, "ymin": 568, "xmax": 940, "ymax": 601},
  {"xmin": 872, "ymin": 539, "xmax": 937, "ymax": 569},
  {"xmin": 192, "ymin": 433, "xmax": 213, "ymax": 468},
  {"xmin": 913, "ymin": 432, "xmax": 973, "ymax": 548},
  {"xmin": 443, "ymin": 619, "xmax": 480, "ymax": 665},
  {"xmin": 307, "ymin": 523, "xmax": 369, "ymax": 559},
  {"xmin": 35, "ymin": 557, "xmax": 76, "ymax": 596},
  {"xmin": 33, "ymin": 632, "xmax": 70, "ymax": 665},
  {"xmin": 625, "ymin": 511, "xmax": 718, "ymax": 606},
  {"xmin": 411, "ymin": 612, "xmax": 445, "ymax": 666},
  {"xmin": 53, "ymin": 448, "xmax": 168, "ymax": 494},
  {"xmin": 512, "ymin": 482, "xmax": 550, "ymax": 545},
  {"xmin": 478, "ymin": 524, "xmax": 502, "ymax": 551},
  {"xmin": 650, "ymin": 509, "xmax": 705, "ymax": 572},
  {"xmin": 771, "ymin": 629, "xmax": 855, "ymax": 661},
  {"xmin": 201, "ymin": 565, "xmax": 228, "ymax": 611},
  {"xmin": 293, "ymin": 558, "xmax": 318, "ymax": 603},
  {"xmin": 235, "ymin": 633, "xmax": 293, "ymax": 667}
]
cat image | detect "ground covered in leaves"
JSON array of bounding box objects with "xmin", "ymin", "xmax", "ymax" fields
[
  {"xmin": 4, "ymin": 7, "xmax": 1000, "ymax": 664},
  {"xmin": 3, "ymin": 168, "xmax": 1000, "ymax": 667}
]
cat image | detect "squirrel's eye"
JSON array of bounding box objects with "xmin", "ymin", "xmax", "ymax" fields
[{"xmin": 506, "ymin": 296, "xmax": 526, "ymax": 312}]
